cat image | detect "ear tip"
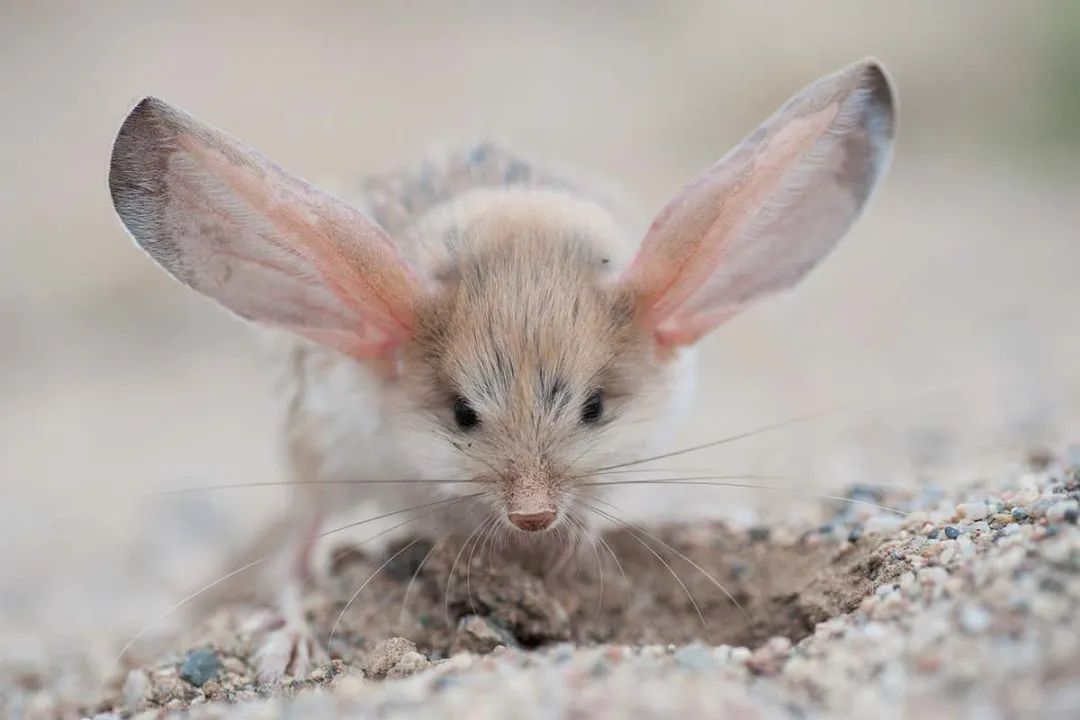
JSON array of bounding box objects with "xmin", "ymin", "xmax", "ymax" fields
[
  {"xmin": 856, "ymin": 57, "xmax": 894, "ymax": 97},
  {"xmin": 109, "ymin": 97, "xmax": 175, "ymax": 243},
  {"xmin": 111, "ymin": 98, "xmax": 157, "ymax": 183},
  {"xmin": 845, "ymin": 58, "xmax": 898, "ymax": 139},
  {"xmin": 132, "ymin": 95, "xmax": 164, "ymax": 113},
  {"xmin": 119, "ymin": 96, "xmax": 183, "ymax": 136}
]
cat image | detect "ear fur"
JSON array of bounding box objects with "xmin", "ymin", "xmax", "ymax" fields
[
  {"xmin": 622, "ymin": 58, "xmax": 896, "ymax": 347},
  {"xmin": 109, "ymin": 97, "xmax": 419, "ymax": 358}
]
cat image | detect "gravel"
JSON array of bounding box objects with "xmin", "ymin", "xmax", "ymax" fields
[{"xmin": 3, "ymin": 448, "xmax": 1080, "ymax": 718}]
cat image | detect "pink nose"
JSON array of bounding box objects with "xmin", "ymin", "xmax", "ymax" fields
[{"xmin": 508, "ymin": 510, "xmax": 556, "ymax": 532}]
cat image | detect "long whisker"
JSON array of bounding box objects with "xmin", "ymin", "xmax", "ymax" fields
[
  {"xmin": 304, "ymin": 501, "xmax": 463, "ymax": 608},
  {"xmin": 398, "ymin": 538, "xmax": 442, "ymax": 628},
  {"xmin": 584, "ymin": 378, "xmax": 994, "ymax": 476},
  {"xmin": 466, "ymin": 516, "xmax": 498, "ymax": 615},
  {"xmin": 444, "ymin": 440, "xmax": 505, "ymax": 487},
  {"xmin": 558, "ymin": 431, "xmax": 609, "ymax": 480},
  {"xmin": 480, "ymin": 516, "xmax": 503, "ymax": 573},
  {"xmin": 575, "ymin": 466, "xmax": 728, "ymax": 477},
  {"xmin": 115, "ymin": 493, "xmax": 479, "ymax": 665},
  {"xmin": 579, "ymin": 495, "xmax": 754, "ymax": 631},
  {"xmin": 585, "ymin": 407, "xmax": 846, "ymax": 474},
  {"xmin": 330, "ymin": 537, "xmax": 422, "ymax": 647},
  {"xmin": 315, "ymin": 513, "xmax": 424, "ymax": 600},
  {"xmin": 585, "ymin": 473, "xmax": 788, "ymax": 483},
  {"xmin": 575, "ymin": 499, "xmax": 712, "ymax": 643},
  {"xmin": 580, "ymin": 477, "xmax": 909, "ymax": 516},
  {"xmin": 588, "ymin": 466, "xmax": 930, "ymax": 492},
  {"xmin": 558, "ymin": 517, "xmax": 582, "ymax": 579},
  {"xmin": 314, "ymin": 494, "xmax": 482, "ymax": 542},
  {"xmin": 327, "ymin": 493, "xmax": 487, "ymax": 646},
  {"xmin": 594, "ymin": 530, "xmax": 631, "ymax": 610},
  {"xmin": 115, "ymin": 556, "xmax": 266, "ymax": 667},
  {"xmin": 443, "ymin": 516, "xmax": 490, "ymax": 629},
  {"xmin": 568, "ymin": 513, "xmax": 604, "ymax": 616},
  {"xmin": 153, "ymin": 477, "xmax": 477, "ymax": 497}
]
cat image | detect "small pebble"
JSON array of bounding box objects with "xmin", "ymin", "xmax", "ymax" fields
[
  {"xmin": 550, "ymin": 643, "xmax": 575, "ymax": 663},
  {"xmin": 959, "ymin": 605, "xmax": 992, "ymax": 634},
  {"xmin": 918, "ymin": 566, "xmax": 950, "ymax": 587},
  {"xmin": 939, "ymin": 544, "xmax": 957, "ymax": 565},
  {"xmin": 1029, "ymin": 495, "xmax": 1067, "ymax": 518},
  {"xmin": 122, "ymin": 670, "xmax": 150, "ymax": 710},
  {"xmin": 849, "ymin": 484, "xmax": 885, "ymax": 502},
  {"xmin": 865, "ymin": 515, "xmax": 902, "ymax": 534},
  {"xmin": 673, "ymin": 643, "xmax": 717, "ymax": 671},
  {"xmin": 747, "ymin": 637, "xmax": 792, "ymax": 676},
  {"xmin": 748, "ymin": 526, "xmax": 771, "ymax": 542},
  {"xmin": 991, "ymin": 513, "xmax": 1014, "ymax": 526},
  {"xmin": 956, "ymin": 502, "xmax": 989, "ymax": 521},
  {"xmin": 1065, "ymin": 508, "xmax": 1079, "ymax": 524},
  {"xmin": 386, "ymin": 651, "xmax": 432, "ymax": 680},
  {"xmin": 1064, "ymin": 443, "xmax": 1080, "ymax": 468},
  {"xmin": 179, "ymin": 648, "xmax": 221, "ymax": 688},
  {"xmin": 927, "ymin": 528, "xmax": 940, "ymax": 539},
  {"xmin": 454, "ymin": 615, "xmax": 519, "ymax": 654},
  {"xmin": 944, "ymin": 526, "xmax": 961, "ymax": 540},
  {"xmin": 221, "ymin": 656, "xmax": 246, "ymax": 675},
  {"xmin": 1011, "ymin": 507, "xmax": 1029, "ymax": 521},
  {"xmin": 848, "ymin": 527, "xmax": 863, "ymax": 543},
  {"xmin": 730, "ymin": 647, "xmax": 752, "ymax": 664},
  {"xmin": 1046, "ymin": 500, "xmax": 1079, "ymax": 523}
]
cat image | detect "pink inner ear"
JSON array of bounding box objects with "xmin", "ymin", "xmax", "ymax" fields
[
  {"xmin": 623, "ymin": 103, "xmax": 841, "ymax": 348},
  {"xmin": 179, "ymin": 135, "xmax": 419, "ymax": 356},
  {"xmin": 654, "ymin": 306, "xmax": 741, "ymax": 347}
]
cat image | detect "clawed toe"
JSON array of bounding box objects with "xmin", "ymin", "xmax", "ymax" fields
[{"xmin": 254, "ymin": 623, "xmax": 327, "ymax": 684}]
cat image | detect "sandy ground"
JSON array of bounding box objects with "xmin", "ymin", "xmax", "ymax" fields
[{"xmin": 4, "ymin": 449, "xmax": 1079, "ymax": 718}]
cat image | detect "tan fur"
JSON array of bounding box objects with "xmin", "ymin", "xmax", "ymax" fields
[
  {"xmin": 278, "ymin": 179, "xmax": 667, "ymax": 526},
  {"xmin": 404, "ymin": 188, "xmax": 658, "ymax": 515}
]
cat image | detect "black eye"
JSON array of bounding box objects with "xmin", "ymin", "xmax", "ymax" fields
[
  {"xmin": 580, "ymin": 389, "xmax": 604, "ymax": 424},
  {"xmin": 453, "ymin": 396, "xmax": 480, "ymax": 430}
]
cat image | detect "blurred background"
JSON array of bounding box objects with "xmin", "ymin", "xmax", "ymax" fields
[{"xmin": 2, "ymin": 0, "xmax": 1079, "ymax": 673}]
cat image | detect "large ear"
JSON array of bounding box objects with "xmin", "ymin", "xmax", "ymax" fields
[
  {"xmin": 109, "ymin": 98, "xmax": 419, "ymax": 359},
  {"xmin": 621, "ymin": 58, "xmax": 896, "ymax": 347}
]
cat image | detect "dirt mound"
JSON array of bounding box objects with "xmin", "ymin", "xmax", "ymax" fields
[
  {"xmin": 86, "ymin": 514, "xmax": 905, "ymax": 715},
  {"xmin": 323, "ymin": 522, "xmax": 891, "ymax": 659}
]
